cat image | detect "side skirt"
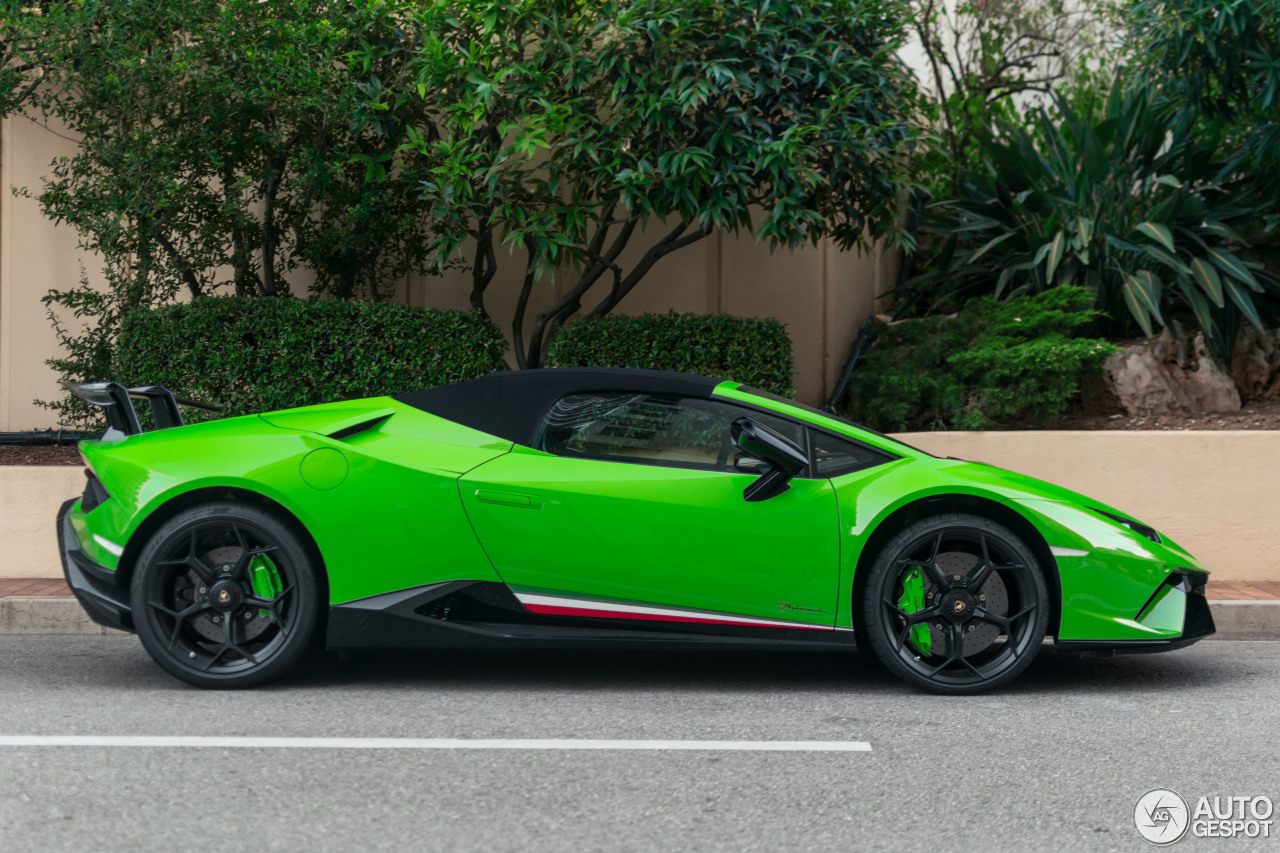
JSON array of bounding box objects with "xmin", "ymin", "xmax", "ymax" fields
[{"xmin": 326, "ymin": 581, "xmax": 857, "ymax": 652}]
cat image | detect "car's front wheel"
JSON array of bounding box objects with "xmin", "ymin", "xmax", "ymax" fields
[
  {"xmin": 130, "ymin": 501, "xmax": 322, "ymax": 689},
  {"xmin": 863, "ymin": 513, "xmax": 1048, "ymax": 695}
]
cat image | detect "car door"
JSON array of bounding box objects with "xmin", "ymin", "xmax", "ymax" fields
[{"xmin": 459, "ymin": 391, "xmax": 840, "ymax": 627}]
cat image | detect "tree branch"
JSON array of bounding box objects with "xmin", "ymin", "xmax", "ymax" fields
[
  {"xmin": 152, "ymin": 230, "xmax": 204, "ymax": 299},
  {"xmin": 260, "ymin": 129, "xmax": 303, "ymax": 297},
  {"xmin": 511, "ymin": 236, "xmax": 539, "ymax": 370},
  {"xmin": 521, "ymin": 214, "xmax": 636, "ymax": 369},
  {"xmin": 470, "ymin": 208, "xmax": 497, "ymax": 322},
  {"xmin": 585, "ymin": 220, "xmax": 713, "ymax": 318}
]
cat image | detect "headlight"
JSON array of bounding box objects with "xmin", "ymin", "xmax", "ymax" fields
[{"xmin": 1090, "ymin": 508, "xmax": 1161, "ymax": 544}]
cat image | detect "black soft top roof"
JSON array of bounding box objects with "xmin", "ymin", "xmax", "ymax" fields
[{"xmin": 394, "ymin": 367, "xmax": 724, "ymax": 445}]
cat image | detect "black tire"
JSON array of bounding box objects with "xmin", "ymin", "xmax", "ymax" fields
[
  {"xmin": 130, "ymin": 501, "xmax": 322, "ymax": 689},
  {"xmin": 863, "ymin": 513, "xmax": 1048, "ymax": 695}
]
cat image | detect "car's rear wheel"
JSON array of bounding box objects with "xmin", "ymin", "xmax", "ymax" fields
[
  {"xmin": 863, "ymin": 513, "xmax": 1048, "ymax": 695},
  {"xmin": 130, "ymin": 501, "xmax": 321, "ymax": 689}
]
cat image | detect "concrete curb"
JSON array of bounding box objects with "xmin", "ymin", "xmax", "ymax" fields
[
  {"xmin": 1, "ymin": 597, "xmax": 1278, "ymax": 640},
  {"xmin": 1206, "ymin": 601, "xmax": 1280, "ymax": 641},
  {"xmin": 0, "ymin": 597, "xmax": 127, "ymax": 636}
]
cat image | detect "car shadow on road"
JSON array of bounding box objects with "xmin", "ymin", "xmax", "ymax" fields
[{"xmin": 284, "ymin": 642, "xmax": 1243, "ymax": 695}]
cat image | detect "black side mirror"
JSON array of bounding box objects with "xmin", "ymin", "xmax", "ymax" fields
[{"xmin": 731, "ymin": 417, "xmax": 807, "ymax": 501}]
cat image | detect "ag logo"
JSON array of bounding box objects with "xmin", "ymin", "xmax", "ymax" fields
[{"xmin": 1135, "ymin": 789, "xmax": 1190, "ymax": 845}]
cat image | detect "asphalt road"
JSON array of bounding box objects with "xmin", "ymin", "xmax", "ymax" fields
[{"xmin": 0, "ymin": 637, "xmax": 1276, "ymax": 853}]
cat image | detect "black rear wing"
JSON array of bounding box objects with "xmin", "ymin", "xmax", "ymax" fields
[{"xmin": 61, "ymin": 381, "xmax": 219, "ymax": 439}]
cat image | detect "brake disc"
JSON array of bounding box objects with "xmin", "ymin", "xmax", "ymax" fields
[
  {"xmin": 186, "ymin": 545, "xmax": 273, "ymax": 643},
  {"xmin": 922, "ymin": 551, "xmax": 1009, "ymax": 655}
]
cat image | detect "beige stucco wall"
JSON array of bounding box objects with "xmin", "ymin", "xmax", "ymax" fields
[
  {"xmin": 0, "ymin": 465, "xmax": 84, "ymax": 578},
  {"xmin": 407, "ymin": 226, "xmax": 895, "ymax": 408},
  {"xmin": 893, "ymin": 430, "xmax": 1278, "ymax": 582},
  {"xmin": 1, "ymin": 115, "xmax": 112, "ymax": 432}
]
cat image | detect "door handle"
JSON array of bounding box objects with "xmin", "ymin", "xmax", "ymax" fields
[{"xmin": 474, "ymin": 489, "xmax": 542, "ymax": 509}]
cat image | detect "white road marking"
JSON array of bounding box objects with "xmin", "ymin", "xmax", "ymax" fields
[{"xmin": 0, "ymin": 736, "xmax": 871, "ymax": 752}]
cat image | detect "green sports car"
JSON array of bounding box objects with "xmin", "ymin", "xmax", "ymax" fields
[{"xmin": 56, "ymin": 368, "xmax": 1214, "ymax": 693}]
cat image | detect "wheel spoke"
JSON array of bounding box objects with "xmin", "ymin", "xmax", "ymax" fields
[
  {"xmin": 228, "ymin": 546, "xmax": 280, "ymax": 584},
  {"xmin": 973, "ymin": 607, "xmax": 1010, "ymax": 632},
  {"xmin": 185, "ymin": 529, "xmax": 220, "ymax": 584},
  {"xmin": 200, "ymin": 637, "xmax": 231, "ymax": 672},
  {"xmin": 922, "ymin": 623, "xmax": 966, "ymax": 677},
  {"xmin": 893, "ymin": 622, "xmax": 913, "ymax": 653},
  {"xmin": 244, "ymin": 593, "xmax": 288, "ymax": 630},
  {"xmin": 956, "ymin": 654, "xmax": 985, "ymax": 679},
  {"xmin": 149, "ymin": 600, "xmax": 211, "ymax": 651},
  {"xmin": 157, "ymin": 529, "xmax": 218, "ymax": 582},
  {"xmin": 966, "ymin": 536, "xmax": 994, "ymax": 591},
  {"xmin": 225, "ymin": 613, "xmax": 259, "ymax": 665},
  {"xmin": 884, "ymin": 600, "xmax": 941, "ymax": 626},
  {"xmin": 229, "ymin": 549, "xmax": 252, "ymax": 582},
  {"xmin": 229, "ymin": 522, "xmax": 249, "ymax": 553},
  {"xmin": 911, "ymin": 558, "xmax": 948, "ymax": 592},
  {"xmin": 1007, "ymin": 602, "xmax": 1037, "ymax": 624},
  {"xmin": 147, "ymin": 599, "xmax": 207, "ymax": 621}
]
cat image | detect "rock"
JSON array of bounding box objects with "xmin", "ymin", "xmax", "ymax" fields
[
  {"xmin": 1105, "ymin": 329, "xmax": 1241, "ymax": 416},
  {"xmin": 1105, "ymin": 349, "xmax": 1186, "ymax": 416},
  {"xmin": 1232, "ymin": 324, "xmax": 1275, "ymax": 402},
  {"xmin": 1184, "ymin": 333, "xmax": 1243, "ymax": 412}
]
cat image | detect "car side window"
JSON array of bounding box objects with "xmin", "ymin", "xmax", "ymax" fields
[
  {"xmin": 810, "ymin": 430, "xmax": 890, "ymax": 477},
  {"xmin": 539, "ymin": 392, "xmax": 804, "ymax": 473}
]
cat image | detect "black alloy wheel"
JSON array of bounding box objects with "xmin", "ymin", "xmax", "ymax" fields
[
  {"xmin": 864, "ymin": 513, "xmax": 1048, "ymax": 695},
  {"xmin": 130, "ymin": 502, "xmax": 321, "ymax": 688}
]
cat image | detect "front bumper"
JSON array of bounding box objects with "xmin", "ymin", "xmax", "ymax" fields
[
  {"xmin": 57, "ymin": 498, "xmax": 133, "ymax": 633},
  {"xmin": 1056, "ymin": 570, "xmax": 1215, "ymax": 656}
]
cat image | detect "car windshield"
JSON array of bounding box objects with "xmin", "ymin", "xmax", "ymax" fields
[{"xmin": 734, "ymin": 385, "xmax": 934, "ymax": 457}]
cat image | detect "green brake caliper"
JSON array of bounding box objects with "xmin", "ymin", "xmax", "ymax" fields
[
  {"xmin": 897, "ymin": 567, "xmax": 932, "ymax": 655},
  {"xmin": 248, "ymin": 555, "xmax": 282, "ymax": 620}
]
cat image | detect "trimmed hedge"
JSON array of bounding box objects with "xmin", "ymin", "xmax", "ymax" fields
[
  {"xmin": 115, "ymin": 297, "xmax": 507, "ymax": 419},
  {"xmin": 546, "ymin": 312, "xmax": 794, "ymax": 396}
]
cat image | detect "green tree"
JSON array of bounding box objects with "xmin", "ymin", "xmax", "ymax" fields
[
  {"xmin": 1, "ymin": 0, "xmax": 442, "ymax": 421},
  {"xmin": 1127, "ymin": 0, "xmax": 1280, "ymax": 227},
  {"xmin": 911, "ymin": 0, "xmax": 1115, "ymax": 194},
  {"xmin": 379, "ymin": 0, "xmax": 921, "ymax": 368},
  {"xmin": 23, "ymin": 0, "xmax": 437, "ymax": 302}
]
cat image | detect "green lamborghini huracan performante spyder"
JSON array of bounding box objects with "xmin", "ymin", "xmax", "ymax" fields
[{"xmin": 56, "ymin": 368, "xmax": 1214, "ymax": 693}]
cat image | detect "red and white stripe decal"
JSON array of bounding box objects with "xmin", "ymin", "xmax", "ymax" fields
[{"xmin": 514, "ymin": 591, "xmax": 835, "ymax": 631}]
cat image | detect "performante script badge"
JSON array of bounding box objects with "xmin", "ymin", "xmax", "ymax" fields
[
  {"xmin": 776, "ymin": 603, "xmax": 824, "ymax": 614},
  {"xmin": 1135, "ymin": 789, "xmax": 1190, "ymax": 845}
]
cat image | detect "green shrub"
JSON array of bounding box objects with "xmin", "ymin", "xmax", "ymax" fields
[
  {"xmin": 115, "ymin": 298, "xmax": 507, "ymax": 419},
  {"xmin": 847, "ymin": 288, "xmax": 1118, "ymax": 431},
  {"xmin": 547, "ymin": 312, "xmax": 794, "ymax": 396},
  {"xmin": 912, "ymin": 77, "xmax": 1279, "ymax": 362}
]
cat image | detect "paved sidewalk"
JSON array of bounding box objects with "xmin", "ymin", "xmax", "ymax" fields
[
  {"xmin": 0, "ymin": 579, "xmax": 74, "ymax": 598},
  {"xmin": 1205, "ymin": 580, "xmax": 1280, "ymax": 599},
  {"xmin": 2, "ymin": 579, "xmax": 1277, "ymax": 638}
]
